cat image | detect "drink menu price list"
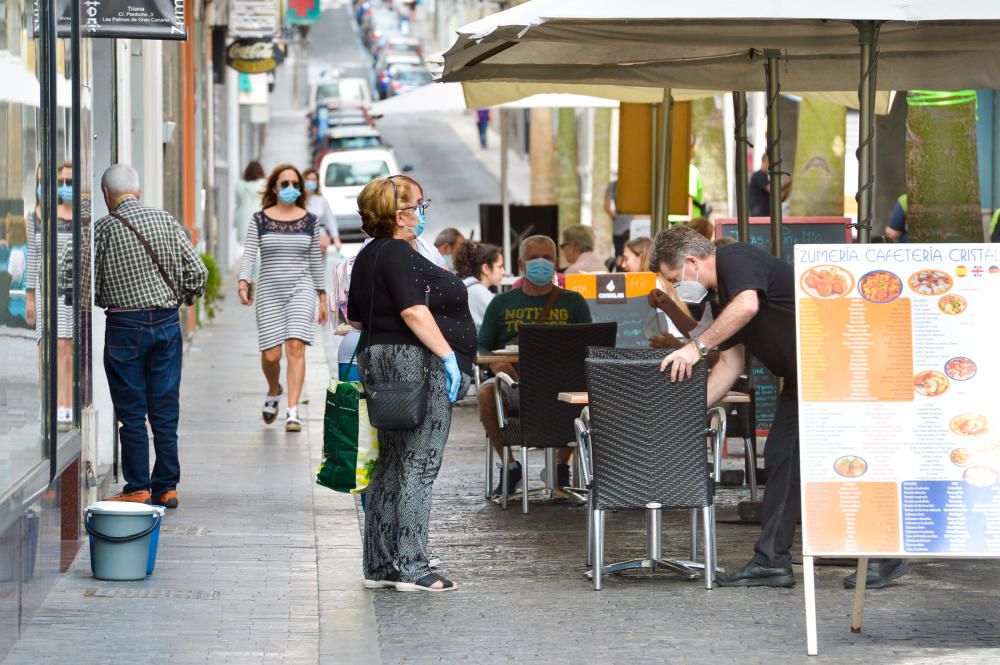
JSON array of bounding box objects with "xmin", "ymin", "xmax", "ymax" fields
[{"xmin": 795, "ymin": 244, "xmax": 1000, "ymax": 556}]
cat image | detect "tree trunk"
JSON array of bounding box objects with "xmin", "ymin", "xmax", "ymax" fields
[
  {"xmin": 788, "ymin": 99, "xmax": 846, "ymax": 216},
  {"xmin": 591, "ymin": 108, "xmax": 613, "ymax": 261},
  {"xmin": 529, "ymin": 108, "xmax": 556, "ymax": 205},
  {"xmin": 906, "ymin": 97, "xmax": 982, "ymax": 242},
  {"xmin": 691, "ymin": 97, "xmax": 728, "ymax": 219},
  {"xmin": 556, "ymin": 108, "xmax": 580, "ymax": 236}
]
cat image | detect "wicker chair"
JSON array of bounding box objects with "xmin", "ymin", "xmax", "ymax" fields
[
  {"xmin": 494, "ymin": 322, "xmax": 617, "ymax": 513},
  {"xmin": 580, "ymin": 349, "xmax": 724, "ymax": 590}
]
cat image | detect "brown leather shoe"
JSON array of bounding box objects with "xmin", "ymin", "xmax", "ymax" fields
[
  {"xmin": 105, "ymin": 490, "xmax": 151, "ymax": 504},
  {"xmin": 152, "ymin": 491, "xmax": 179, "ymax": 509}
]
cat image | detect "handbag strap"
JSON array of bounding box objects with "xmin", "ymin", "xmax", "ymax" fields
[
  {"xmin": 109, "ymin": 209, "xmax": 180, "ymax": 301},
  {"xmin": 361, "ymin": 239, "xmax": 430, "ymax": 380},
  {"xmin": 537, "ymin": 285, "xmax": 562, "ymax": 324}
]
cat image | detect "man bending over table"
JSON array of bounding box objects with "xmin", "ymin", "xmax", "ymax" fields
[
  {"xmin": 478, "ymin": 234, "xmax": 592, "ymax": 496},
  {"xmin": 655, "ymin": 226, "xmax": 908, "ymax": 589}
]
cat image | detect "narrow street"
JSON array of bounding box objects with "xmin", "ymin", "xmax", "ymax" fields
[{"xmin": 3, "ymin": 5, "xmax": 1000, "ymax": 665}]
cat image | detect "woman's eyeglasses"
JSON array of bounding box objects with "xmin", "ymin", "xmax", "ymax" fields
[
  {"xmin": 386, "ymin": 176, "xmax": 430, "ymax": 213},
  {"xmin": 278, "ymin": 179, "xmax": 299, "ymax": 189}
]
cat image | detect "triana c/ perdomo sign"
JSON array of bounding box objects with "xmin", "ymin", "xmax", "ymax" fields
[
  {"xmin": 225, "ymin": 39, "xmax": 286, "ymax": 74},
  {"xmin": 53, "ymin": 0, "xmax": 188, "ymax": 40}
]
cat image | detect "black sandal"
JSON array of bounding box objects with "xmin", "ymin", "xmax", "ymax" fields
[{"xmin": 395, "ymin": 572, "xmax": 457, "ymax": 593}]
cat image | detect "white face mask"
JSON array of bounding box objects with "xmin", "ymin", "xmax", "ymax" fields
[{"xmin": 675, "ymin": 262, "xmax": 709, "ymax": 304}]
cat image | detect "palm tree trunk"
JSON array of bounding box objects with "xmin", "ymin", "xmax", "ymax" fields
[
  {"xmin": 591, "ymin": 108, "xmax": 613, "ymax": 260},
  {"xmin": 691, "ymin": 97, "xmax": 728, "ymax": 218},
  {"xmin": 529, "ymin": 108, "xmax": 556, "ymax": 205},
  {"xmin": 789, "ymin": 99, "xmax": 846, "ymax": 216},
  {"xmin": 906, "ymin": 95, "xmax": 982, "ymax": 242},
  {"xmin": 556, "ymin": 108, "xmax": 580, "ymax": 235}
]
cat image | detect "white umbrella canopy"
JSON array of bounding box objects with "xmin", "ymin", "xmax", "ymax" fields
[
  {"xmin": 368, "ymin": 81, "xmax": 619, "ymax": 116},
  {"xmin": 443, "ymin": 0, "xmax": 1000, "ymax": 90}
]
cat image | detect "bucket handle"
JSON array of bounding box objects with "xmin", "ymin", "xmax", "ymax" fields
[{"xmin": 84, "ymin": 512, "xmax": 161, "ymax": 544}]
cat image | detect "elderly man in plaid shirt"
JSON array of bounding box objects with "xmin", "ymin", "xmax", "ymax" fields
[{"xmin": 95, "ymin": 164, "xmax": 208, "ymax": 508}]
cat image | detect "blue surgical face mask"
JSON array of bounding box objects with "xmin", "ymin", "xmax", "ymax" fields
[
  {"xmin": 443, "ymin": 254, "xmax": 454, "ymax": 270},
  {"xmin": 278, "ymin": 185, "xmax": 300, "ymax": 205},
  {"xmin": 524, "ymin": 258, "xmax": 555, "ymax": 286},
  {"xmin": 675, "ymin": 262, "xmax": 709, "ymax": 304},
  {"xmin": 305, "ymin": 180, "xmax": 318, "ymax": 193},
  {"xmin": 58, "ymin": 184, "xmax": 73, "ymax": 204},
  {"xmin": 36, "ymin": 184, "xmax": 42, "ymax": 200},
  {"xmin": 410, "ymin": 208, "xmax": 425, "ymax": 238}
]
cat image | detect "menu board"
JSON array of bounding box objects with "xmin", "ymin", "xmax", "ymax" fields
[
  {"xmin": 564, "ymin": 272, "xmax": 657, "ymax": 348},
  {"xmin": 796, "ymin": 243, "xmax": 1000, "ymax": 556}
]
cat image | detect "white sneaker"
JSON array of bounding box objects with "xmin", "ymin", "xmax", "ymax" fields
[{"xmin": 285, "ymin": 406, "xmax": 301, "ymax": 432}]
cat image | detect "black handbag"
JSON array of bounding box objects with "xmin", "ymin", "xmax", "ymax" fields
[{"xmin": 360, "ymin": 240, "xmax": 430, "ymax": 431}]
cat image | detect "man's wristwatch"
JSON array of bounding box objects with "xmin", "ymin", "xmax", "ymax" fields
[{"xmin": 692, "ymin": 336, "xmax": 710, "ymax": 359}]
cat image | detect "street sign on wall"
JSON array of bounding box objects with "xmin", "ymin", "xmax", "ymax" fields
[
  {"xmin": 285, "ymin": 0, "xmax": 320, "ymax": 25},
  {"xmin": 53, "ymin": 0, "xmax": 188, "ymax": 40},
  {"xmin": 229, "ymin": 0, "xmax": 280, "ymax": 38}
]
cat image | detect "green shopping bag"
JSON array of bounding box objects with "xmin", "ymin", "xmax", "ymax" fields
[{"xmin": 317, "ymin": 369, "xmax": 379, "ymax": 493}]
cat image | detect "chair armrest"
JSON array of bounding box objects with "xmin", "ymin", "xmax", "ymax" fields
[
  {"xmin": 494, "ymin": 372, "xmax": 519, "ymax": 430},
  {"xmin": 574, "ymin": 416, "xmax": 593, "ymax": 487},
  {"xmin": 706, "ymin": 406, "xmax": 728, "ymax": 484}
]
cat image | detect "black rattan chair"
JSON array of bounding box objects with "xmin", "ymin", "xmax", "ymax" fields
[
  {"xmin": 581, "ymin": 350, "xmax": 724, "ymax": 590},
  {"xmin": 494, "ymin": 322, "xmax": 617, "ymax": 513}
]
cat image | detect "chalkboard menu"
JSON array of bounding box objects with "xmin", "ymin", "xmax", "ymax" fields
[
  {"xmin": 716, "ymin": 217, "xmax": 851, "ymax": 267},
  {"xmin": 564, "ymin": 273, "xmax": 657, "ymax": 348},
  {"xmin": 717, "ymin": 217, "xmax": 851, "ymax": 433}
]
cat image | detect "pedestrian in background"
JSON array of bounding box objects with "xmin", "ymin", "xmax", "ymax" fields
[
  {"xmin": 454, "ymin": 241, "xmax": 504, "ymax": 331},
  {"xmin": 95, "ymin": 164, "xmax": 208, "ymax": 507},
  {"xmin": 238, "ymin": 164, "xmax": 328, "ymax": 433},
  {"xmin": 475, "ymin": 108, "xmax": 490, "ymax": 148},
  {"xmin": 302, "ymin": 167, "xmax": 342, "ymax": 253},
  {"xmin": 235, "ymin": 161, "xmax": 266, "ymax": 245},
  {"xmin": 433, "ymin": 227, "xmax": 465, "ymax": 272},
  {"xmin": 604, "ymin": 179, "xmax": 633, "ymax": 258},
  {"xmin": 348, "ymin": 175, "xmax": 475, "ymax": 592},
  {"xmin": 561, "ymin": 224, "xmax": 606, "ymax": 273},
  {"xmin": 686, "ymin": 216, "xmax": 715, "ymax": 242}
]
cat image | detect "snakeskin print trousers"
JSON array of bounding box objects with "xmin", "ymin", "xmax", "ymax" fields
[{"xmin": 361, "ymin": 344, "xmax": 471, "ymax": 582}]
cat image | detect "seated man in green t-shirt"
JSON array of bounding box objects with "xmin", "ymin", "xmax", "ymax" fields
[{"xmin": 478, "ymin": 235, "xmax": 592, "ymax": 496}]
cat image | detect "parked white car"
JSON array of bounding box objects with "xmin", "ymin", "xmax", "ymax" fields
[{"xmin": 318, "ymin": 148, "xmax": 405, "ymax": 242}]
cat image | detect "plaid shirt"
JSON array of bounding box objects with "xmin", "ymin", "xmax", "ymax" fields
[{"xmin": 90, "ymin": 198, "xmax": 207, "ymax": 310}]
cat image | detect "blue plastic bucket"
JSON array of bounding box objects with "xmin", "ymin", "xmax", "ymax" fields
[{"xmin": 85, "ymin": 502, "xmax": 165, "ymax": 581}]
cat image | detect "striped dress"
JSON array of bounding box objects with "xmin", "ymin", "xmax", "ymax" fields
[
  {"xmin": 239, "ymin": 211, "xmax": 325, "ymax": 352},
  {"xmin": 28, "ymin": 213, "xmax": 75, "ymax": 341}
]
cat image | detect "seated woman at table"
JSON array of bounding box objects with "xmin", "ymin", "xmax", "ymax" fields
[
  {"xmin": 455, "ymin": 241, "xmax": 504, "ymax": 332},
  {"xmin": 478, "ymin": 235, "xmax": 592, "ymax": 496}
]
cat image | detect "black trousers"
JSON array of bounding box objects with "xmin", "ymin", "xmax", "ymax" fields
[{"xmin": 752, "ymin": 394, "xmax": 800, "ymax": 568}]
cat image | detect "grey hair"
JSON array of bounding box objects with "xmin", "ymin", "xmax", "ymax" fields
[
  {"xmin": 519, "ymin": 234, "xmax": 556, "ymax": 258},
  {"xmin": 561, "ymin": 224, "xmax": 594, "ymax": 252},
  {"xmin": 101, "ymin": 164, "xmax": 140, "ymax": 196},
  {"xmin": 651, "ymin": 226, "xmax": 714, "ymax": 271}
]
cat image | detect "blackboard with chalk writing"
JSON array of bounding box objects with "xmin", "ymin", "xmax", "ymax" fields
[
  {"xmin": 564, "ymin": 273, "xmax": 658, "ymax": 348},
  {"xmin": 716, "ymin": 217, "xmax": 851, "ymax": 432}
]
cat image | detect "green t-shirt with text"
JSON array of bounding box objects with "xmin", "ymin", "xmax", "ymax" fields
[{"xmin": 477, "ymin": 287, "xmax": 592, "ymax": 353}]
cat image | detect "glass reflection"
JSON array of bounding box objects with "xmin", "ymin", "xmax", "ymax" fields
[{"xmin": 0, "ymin": 0, "xmax": 45, "ymax": 493}]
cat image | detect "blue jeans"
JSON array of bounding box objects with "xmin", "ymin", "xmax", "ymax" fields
[{"xmin": 104, "ymin": 309, "xmax": 183, "ymax": 495}]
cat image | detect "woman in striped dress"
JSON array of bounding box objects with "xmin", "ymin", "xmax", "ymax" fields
[
  {"xmin": 26, "ymin": 162, "xmax": 76, "ymax": 424},
  {"xmin": 238, "ymin": 164, "xmax": 328, "ymax": 432}
]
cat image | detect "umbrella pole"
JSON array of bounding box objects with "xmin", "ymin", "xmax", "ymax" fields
[
  {"xmin": 856, "ymin": 21, "xmax": 881, "ymax": 245},
  {"xmin": 764, "ymin": 52, "xmax": 784, "ymax": 259},
  {"xmin": 732, "ymin": 91, "xmax": 750, "ymax": 243},
  {"xmin": 500, "ymin": 108, "xmax": 512, "ymax": 270},
  {"xmin": 654, "ymin": 88, "xmax": 672, "ymax": 235}
]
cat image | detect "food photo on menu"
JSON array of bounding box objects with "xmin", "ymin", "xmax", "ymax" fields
[{"xmin": 795, "ymin": 244, "xmax": 1000, "ymax": 556}]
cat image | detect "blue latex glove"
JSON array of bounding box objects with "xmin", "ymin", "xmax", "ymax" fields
[{"xmin": 442, "ymin": 352, "xmax": 462, "ymax": 403}]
